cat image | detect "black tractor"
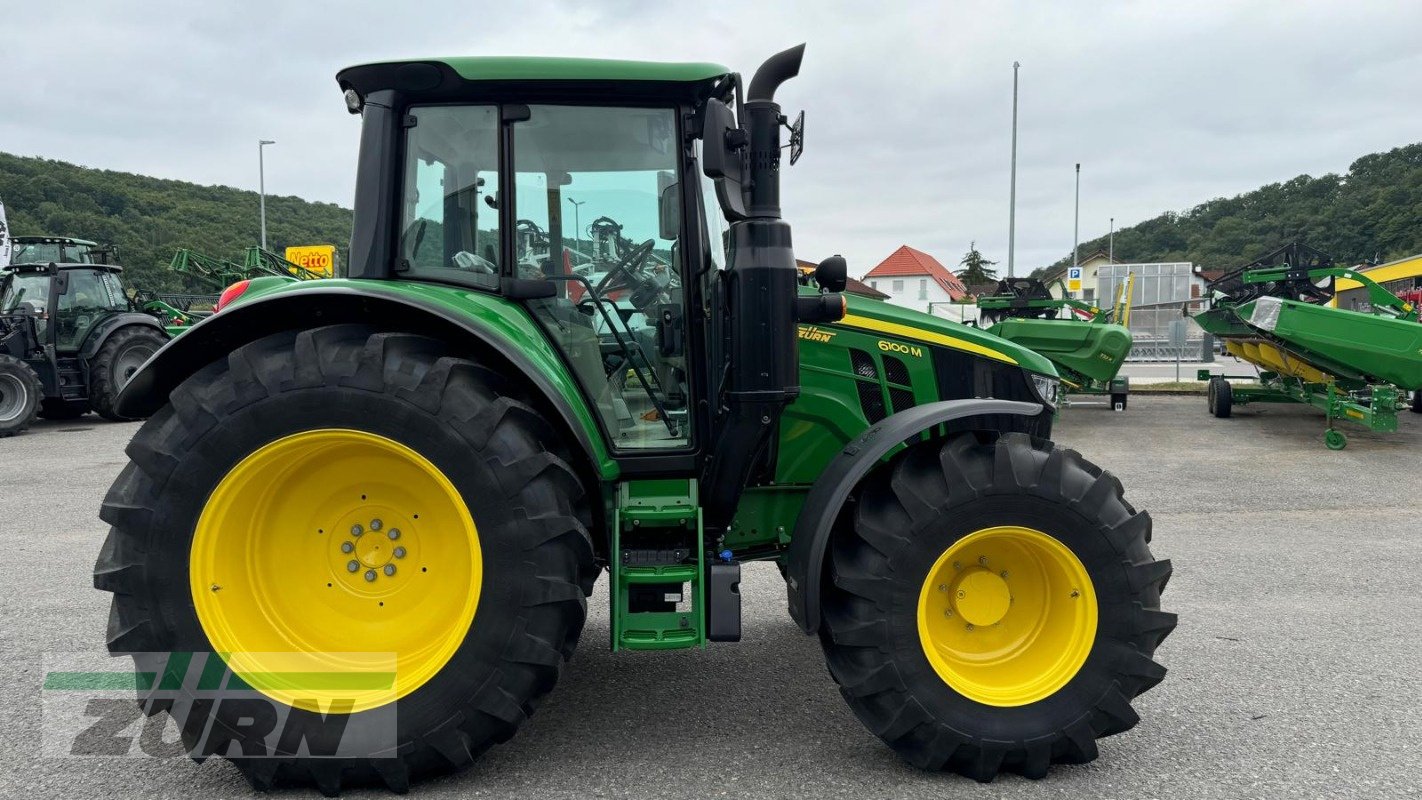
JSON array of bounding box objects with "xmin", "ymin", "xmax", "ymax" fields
[{"xmin": 0, "ymin": 258, "xmax": 169, "ymax": 436}]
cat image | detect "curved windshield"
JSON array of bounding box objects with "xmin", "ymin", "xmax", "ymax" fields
[{"xmin": 10, "ymin": 241, "xmax": 97, "ymax": 265}]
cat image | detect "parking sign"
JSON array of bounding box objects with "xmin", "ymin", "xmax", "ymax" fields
[{"xmin": 1068, "ymin": 266, "xmax": 1082, "ymax": 293}]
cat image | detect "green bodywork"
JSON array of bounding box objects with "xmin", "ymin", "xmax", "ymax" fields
[
  {"xmin": 1197, "ymin": 264, "xmax": 1421, "ymax": 445},
  {"xmin": 227, "ymin": 278, "xmax": 1058, "ymax": 563},
  {"xmin": 985, "ymin": 318, "xmax": 1132, "ymax": 385}
]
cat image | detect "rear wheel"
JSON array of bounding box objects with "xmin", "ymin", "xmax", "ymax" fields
[
  {"xmin": 0, "ymin": 354, "xmax": 41, "ymax": 437},
  {"xmin": 819, "ymin": 432, "xmax": 1174, "ymax": 781},
  {"xmin": 1209, "ymin": 377, "xmax": 1232, "ymax": 418},
  {"xmin": 94, "ymin": 325, "xmax": 597, "ymax": 794},
  {"xmin": 89, "ymin": 325, "xmax": 167, "ymax": 421}
]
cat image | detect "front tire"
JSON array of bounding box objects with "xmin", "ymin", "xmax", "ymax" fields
[
  {"xmin": 89, "ymin": 325, "xmax": 167, "ymax": 421},
  {"xmin": 0, "ymin": 354, "xmax": 41, "ymax": 437},
  {"xmin": 94, "ymin": 325, "xmax": 597, "ymax": 794},
  {"xmin": 819, "ymin": 432, "xmax": 1174, "ymax": 781}
]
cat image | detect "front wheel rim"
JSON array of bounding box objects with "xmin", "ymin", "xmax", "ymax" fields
[
  {"xmin": 190, "ymin": 429, "xmax": 482, "ymax": 713},
  {"xmin": 917, "ymin": 525, "xmax": 1097, "ymax": 707},
  {"xmin": 0, "ymin": 373, "xmax": 29, "ymax": 423}
]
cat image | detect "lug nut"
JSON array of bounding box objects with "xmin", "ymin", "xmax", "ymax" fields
[
  {"xmin": 351, "ymin": 524, "xmax": 363, "ymax": 537},
  {"xmin": 346, "ymin": 560, "xmax": 359, "ymax": 572},
  {"xmin": 938, "ymin": 584, "xmax": 946, "ymax": 592},
  {"xmin": 388, "ymin": 528, "xmax": 400, "ymax": 541},
  {"xmin": 365, "ymin": 570, "xmax": 377, "ymax": 582},
  {"xmin": 978, "ymin": 556, "xmax": 988, "ymax": 566},
  {"xmin": 952, "ymin": 561, "xmax": 962, "ymax": 570},
  {"xmin": 965, "ymin": 623, "xmax": 975, "ymax": 631},
  {"xmin": 393, "ymin": 546, "xmax": 406, "ymax": 559},
  {"xmin": 341, "ymin": 542, "xmax": 354, "ymax": 553},
  {"xmin": 370, "ymin": 519, "xmax": 382, "ymax": 531},
  {"xmin": 1000, "ymin": 570, "xmax": 1009, "ymax": 579},
  {"xmin": 384, "ymin": 564, "xmax": 396, "ymax": 576}
]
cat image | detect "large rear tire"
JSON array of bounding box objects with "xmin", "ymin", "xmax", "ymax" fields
[
  {"xmin": 89, "ymin": 325, "xmax": 167, "ymax": 421},
  {"xmin": 0, "ymin": 354, "xmax": 41, "ymax": 437},
  {"xmin": 94, "ymin": 325, "xmax": 597, "ymax": 794},
  {"xmin": 819, "ymin": 432, "xmax": 1174, "ymax": 781}
]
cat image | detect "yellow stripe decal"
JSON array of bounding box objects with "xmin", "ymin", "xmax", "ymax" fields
[{"xmin": 839, "ymin": 314, "xmax": 1018, "ymax": 365}]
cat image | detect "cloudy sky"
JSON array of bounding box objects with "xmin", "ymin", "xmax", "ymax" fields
[{"xmin": 3, "ymin": 0, "xmax": 1421, "ymax": 277}]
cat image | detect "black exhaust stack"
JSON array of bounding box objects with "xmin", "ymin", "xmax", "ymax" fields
[{"xmin": 701, "ymin": 45, "xmax": 806, "ymax": 532}]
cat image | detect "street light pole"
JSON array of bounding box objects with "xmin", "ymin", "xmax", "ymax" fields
[
  {"xmin": 567, "ymin": 198, "xmax": 586, "ymax": 263},
  {"xmin": 1007, "ymin": 61, "xmax": 1019, "ymax": 278},
  {"xmin": 258, "ymin": 140, "xmax": 275, "ymax": 251},
  {"xmin": 1072, "ymin": 162, "xmax": 1081, "ymax": 276},
  {"xmin": 1108, "ymin": 216, "xmax": 1115, "ymax": 262}
]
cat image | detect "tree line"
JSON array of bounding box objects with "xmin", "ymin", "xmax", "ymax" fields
[
  {"xmin": 0, "ymin": 152, "xmax": 353, "ymax": 292},
  {"xmin": 1037, "ymin": 141, "xmax": 1422, "ymax": 275}
]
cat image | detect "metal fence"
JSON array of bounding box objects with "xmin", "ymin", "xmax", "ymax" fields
[{"xmin": 1098, "ymin": 262, "xmax": 1208, "ymax": 361}]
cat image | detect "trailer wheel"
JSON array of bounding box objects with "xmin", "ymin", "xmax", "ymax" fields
[
  {"xmin": 94, "ymin": 325, "xmax": 597, "ymax": 794},
  {"xmin": 0, "ymin": 354, "xmax": 42, "ymax": 437},
  {"xmin": 1324, "ymin": 428, "xmax": 1347, "ymax": 450},
  {"xmin": 819, "ymin": 432, "xmax": 1174, "ymax": 781},
  {"xmin": 1209, "ymin": 378, "xmax": 1232, "ymax": 418},
  {"xmin": 89, "ymin": 325, "xmax": 167, "ymax": 421}
]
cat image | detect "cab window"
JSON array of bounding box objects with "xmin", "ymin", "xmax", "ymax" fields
[
  {"xmin": 398, "ymin": 105, "xmax": 501, "ymax": 286},
  {"xmin": 515, "ymin": 105, "xmax": 690, "ymax": 449},
  {"xmin": 55, "ymin": 270, "xmax": 122, "ymax": 350}
]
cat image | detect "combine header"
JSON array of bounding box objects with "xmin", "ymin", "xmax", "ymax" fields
[
  {"xmin": 977, "ymin": 276, "xmax": 1135, "ymax": 409},
  {"xmin": 1194, "ymin": 243, "xmax": 1422, "ymax": 449}
]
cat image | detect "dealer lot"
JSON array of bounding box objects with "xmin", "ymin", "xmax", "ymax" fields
[{"xmin": 2, "ymin": 394, "xmax": 1418, "ymax": 799}]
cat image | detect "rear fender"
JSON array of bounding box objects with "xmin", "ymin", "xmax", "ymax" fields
[
  {"xmin": 79, "ymin": 313, "xmax": 166, "ymax": 360},
  {"xmin": 115, "ymin": 285, "xmax": 614, "ymax": 481},
  {"xmin": 783, "ymin": 398, "xmax": 1045, "ymax": 634}
]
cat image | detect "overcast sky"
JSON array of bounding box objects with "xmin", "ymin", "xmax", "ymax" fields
[{"xmin": 4, "ymin": 0, "xmax": 1421, "ymax": 277}]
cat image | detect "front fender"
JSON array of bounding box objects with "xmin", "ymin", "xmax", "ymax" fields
[
  {"xmin": 79, "ymin": 313, "xmax": 166, "ymax": 360},
  {"xmin": 783, "ymin": 398, "xmax": 1045, "ymax": 634},
  {"xmin": 115, "ymin": 282, "xmax": 617, "ymax": 480}
]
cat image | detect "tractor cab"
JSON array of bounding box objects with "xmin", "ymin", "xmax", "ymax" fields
[
  {"xmin": 8, "ymin": 235, "xmax": 111, "ymax": 266},
  {"xmin": 0, "ymin": 261, "xmax": 168, "ymax": 431}
]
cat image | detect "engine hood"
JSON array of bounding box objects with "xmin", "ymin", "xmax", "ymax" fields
[{"xmin": 835, "ymin": 294, "xmax": 1059, "ymax": 377}]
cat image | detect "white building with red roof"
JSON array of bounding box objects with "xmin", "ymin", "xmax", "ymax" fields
[{"xmin": 861, "ymin": 245, "xmax": 969, "ymax": 315}]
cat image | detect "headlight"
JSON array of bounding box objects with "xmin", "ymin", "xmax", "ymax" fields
[{"xmin": 1030, "ymin": 373, "xmax": 1060, "ymax": 409}]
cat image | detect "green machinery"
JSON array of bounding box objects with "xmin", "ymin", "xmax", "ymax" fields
[
  {"xmin": 94, "ymin": 48, "xmax": 1173, "ymax": 793},
  {"xmin": 977, "ymin": 276, "xmax": 1135, "ymax": 409},
  {"xmin": 1194, "ymin": 243, "xmax": 1422, "ymax": 449}
]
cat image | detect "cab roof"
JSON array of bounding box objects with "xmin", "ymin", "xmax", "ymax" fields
[
  {"xmin": 337, "ymin": 57, "xmax": 732, "ymax": 102},
  {"xmin": 3, "ymin": 262, "xmax": 122, "ymax": 273},
  {"xmin": 12, "ymin": 235, "xmax": 99, "ymax": 246}
]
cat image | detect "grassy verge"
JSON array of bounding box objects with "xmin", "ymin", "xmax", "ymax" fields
[{"xmin": 1130, "ymin": 381, "xmax": 1206, "ymax": 394}]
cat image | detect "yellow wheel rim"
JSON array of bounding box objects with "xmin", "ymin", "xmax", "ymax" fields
[
  {"xmin": 916, "ymin": 526, "xmax": 1096, "ymax": 707},
  {"xmin": 190, "ymin": 429, "xmax": 481, "ymax": 713}
]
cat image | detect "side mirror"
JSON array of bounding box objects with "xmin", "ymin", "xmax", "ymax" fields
[
  {"xmin": 788, "ymin": 110, "xmax": 805, "ymax": 165},
  {"xmin": 700, "ymin": 98, "xmax": 748, "ymax": 220},
  {"xmin": 814, "ymin": 254, "xmax": 847, "ymax": 293},
  {"xmin": 657, "ymin": 171, "xmax": 679, "ymax": 241}
]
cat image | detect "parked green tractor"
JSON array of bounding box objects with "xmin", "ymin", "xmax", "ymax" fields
[
  {"xmin": 978, "ymin": 277, "xmax": 1135, "ymax": 409},
  {"xmin": 95, "ymin": 47, "xmax": 1173, "ymax": 793},
  {"xmin": 1194, "ymin": 243, "xmax": 1422, "ymax": 449},
  {"xmin": 1, "ymin": 257, "xmax": 169, "ymax": 435}
]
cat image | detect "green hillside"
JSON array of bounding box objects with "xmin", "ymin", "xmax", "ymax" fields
[
  {"xmin": 0, "ymin": 152, "xmax": 352, "ymax": 291},
  {"xmin": 1042, "ymin": 141, "xmax": 1422, "ymax": 273}
]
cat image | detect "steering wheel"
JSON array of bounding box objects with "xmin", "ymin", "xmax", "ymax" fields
[{"xmin": 595, "ymin": 239, "xmax": 657, "ymax": 296}]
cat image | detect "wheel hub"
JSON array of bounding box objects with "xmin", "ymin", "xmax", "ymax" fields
[
  {"xmin": 332, "ymin": 511, "xmax": 413, "ymax": 583},
  {"xmin": 951, "ymin": 568, "xmax": 1012, "ymax": 627}
]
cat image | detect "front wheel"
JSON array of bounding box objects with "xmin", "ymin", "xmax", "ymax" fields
[
  {"xmin": 819, "ymin": 432, "xmax": 1174, "ymax": 781},
  {"xmin": 94, "ymin": 326, "xmax": 597, "ymax": 794},
  {"xmin": 0, "ymin": 354, "xmax": 42, "ymax": 437}
]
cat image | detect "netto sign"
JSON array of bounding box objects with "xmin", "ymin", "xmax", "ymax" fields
[{"xmin": 285, "ymin": 245, "xmax": 337, "ymax": 277}]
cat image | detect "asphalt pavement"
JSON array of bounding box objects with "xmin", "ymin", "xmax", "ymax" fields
[{"xmin": 2, "ymin": 396, "xmax": 1419, "ymax": 799}]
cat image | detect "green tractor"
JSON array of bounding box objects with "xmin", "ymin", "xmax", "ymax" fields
[
  {"xmin": 0, "ymin": 251, "xmax": 170, "ymax": 435},
  {"xmin": 95, "ymin": 47, "xmax": 1174, "ymax": 793}
]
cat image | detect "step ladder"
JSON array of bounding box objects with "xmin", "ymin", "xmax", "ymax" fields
[{"xmin": 611, "ymin": 479, "xmax": 704, "ymax": 651}]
